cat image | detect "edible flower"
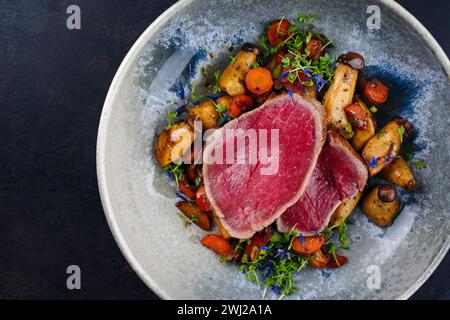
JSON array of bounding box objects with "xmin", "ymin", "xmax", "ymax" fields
[{"xmin": 368, "ymin": 156, "xmax": 378, "ymax": 168}]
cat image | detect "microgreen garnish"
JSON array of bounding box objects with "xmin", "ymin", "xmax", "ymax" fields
[
  {"xmin": 211, "ymin": 70, "xmax": 222, "ymax": 94},
  {"xmin": 281, "ymin": 56, "xmax": 291, "ymax": 68},
  {"xmin": 178, "ymin": 213, "xmax": 192, "ymax": 227},
  {"xmin": 412, "ymin": 159, "xmax": 426, "ymax": 169},
  {"xmin": 404, "ymin": 153, "xmax": 427, "ymax": 169},
  {"xmin": 258, "ymin": 12, "xmax": 337, "ymax": 92},
  {"xmin": 336, "ymin": 223, "xmax": 350, "ymax": 249},
  {"xmin": 397, "ymin": 125, "xmax": 405, "ymax": 142},
  {"xmin": 213, "ymin": 101, "xmax": 231, "ymax": 127},
  {"xmin": 325, "ymin": 242, "xmax": 339, "ymax": 265},
  {"xmin": 376, "ymin": 130, "xmax": 386, "ymax": 137},
  {"xmin": 258, "ymin": 34, "xmax": 279, "ymax": 57},
  {"xmin": 215, "ymin": 103, "xmax": 228, "ymax": 117},
  {"xmin": 404, "ymin": 152, "xmax": 413, "ymax": 161},
  {"xmin": 229, "ymin": 56, "xmax": 237, "ymax": 64},
  {"xmin": 164, "ymin": 162, "xmax": 184, "ymax": 184},
  {"xmin": 190, "ymin": 214, "xmax": 199, "ymax": 222},
  {"xmin": 239, "ymin": 229, "xmax": 310, "ymax": 300},
  {"xmin": 190, "ymin": 81, "xmax": 205, "ymax": 103},
  {"xmin": 166, "ymin": 111, "xmax": 178, "ymax": 130},
  {"xmin": 251, "ymin": 62, "xmax": 260, "ymax": 69}
]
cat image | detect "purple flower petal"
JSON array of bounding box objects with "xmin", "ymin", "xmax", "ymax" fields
[
  {"xmin": 176, "ymin": 192, "xmax": 189, "ymax": 201},
  {"xmin": 217, "ymin": 114, "xmax": 229, "ymax": 127},
  {"xmin": 300, "ymin": 234, "xmax": 305, "ymax": 247},
  {"xmin": 368, "ymin": 156, "xmax": 378, "ymax": 168},
  {"xmin": 178, "ymin": 82, "xmax": 185, "ymax": 100},
  {"xmin": 287, "ymin": 88, "xmax": 293, "ymax": 97},
  {"xmin": 279, "ymin": 70, "xmax": 290, "ymax": 79}
]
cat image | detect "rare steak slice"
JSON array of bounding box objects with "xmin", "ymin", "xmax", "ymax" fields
[
  {"xmin": 277, "ymin": 131, "xmax": 368, "ymax": 235},
  {"xmin": 203, "ymin": 93, "xmax": 326, "ymax": 239}
]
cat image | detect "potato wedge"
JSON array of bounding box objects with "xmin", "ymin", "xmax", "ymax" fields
[
  {"xmin": 329, "ymin": 191, "xmax": 362, "ymax": 226},
  {"xmin": 219, "ymin": 44, "xmax": 259, "ymax": 96},
  {"xmin": 187, "ymin": 99, "xmax": 219, "ymax": 130},
  {"xmin": 155, "ymin": 122, "xmax": 195, "ymax": 166},
  {"xmin": 322, "ymin": 63, "xmax": 358, "ymax": 139},
  {"xmin": 381, "ymin": 156, "xmax": 416, "ymax": 192},
  {"xmin": 216, "ymin": 95, "xmax": 233, "ymax": 110},
  {"xmin": 351, "ymin": 96, "xmax": 376, "ymax": 151},
  {"xmin": 361, "ymin": 119, "xmax": 407, "ymax": 176},
  {"xmin": 213, "ymin": 216, "xmax": 231, "ymax": 240},
  {"xmin": 176, "ymin": 201, "xmax": 211, "ymax": 231},
  {"xmin": 361, "ymin": 185, "xmax": 399, "ymax": 227}
]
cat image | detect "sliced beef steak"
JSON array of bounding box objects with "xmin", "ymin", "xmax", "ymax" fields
[
  {"xmin": 203, "ymin": 93, "xmax": 326, "ymax": 239},
  {"xmin": 277, "ymin": 131, "xmax": 368, "ymax": 235}
]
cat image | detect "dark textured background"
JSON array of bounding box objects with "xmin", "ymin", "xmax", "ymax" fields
[{"xmin": 0, "ymin": 0, "xmax": 448, "ymax": 300}]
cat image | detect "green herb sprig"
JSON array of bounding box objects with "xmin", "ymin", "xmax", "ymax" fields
[
  {"xmin": 404, "ymin": 153, "xmax": 427, "ymax": 169},
  {"xmin": 164, "ymin": 162, "xmax": 184, "ymax": 184},
  {"xmin": 211, "ymin": 70, "xmax": 222, "ymax": 94},
  {"xmin": 166, "ymin": 111, "xmax": 178, "ymax": 130},
  {"xmin": 239, "ymin": 227, "xmax": 311, "ymax": 300}
]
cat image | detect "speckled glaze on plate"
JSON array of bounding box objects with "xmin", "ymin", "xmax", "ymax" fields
[{"xmin": 97, "ymin": 0, "xmax": 450, "ymax": 299}]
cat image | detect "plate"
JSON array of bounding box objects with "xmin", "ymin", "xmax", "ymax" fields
[{"xmin": 97, "ymin": 0, "xmax": 450, "ymax": 299}]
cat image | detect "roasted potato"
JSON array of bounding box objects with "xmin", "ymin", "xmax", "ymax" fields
[
  {"xmin": 361, "ymin": 118, "xmax": 412, "ymax": 176},
  {"xmin": 218, "ymin": 44, "xmax": 259, "ymax": 96},
  {"xmin": 329, "ymin": 191, "xmax": 362, "ymax": 226},
  {"xmin": 187, "ymin": 99, "xmax": 219, "ymax": 130},
  {"xmin": 216, "ymin": 95, "xmax": 233, "ymax": 110},
  {"xmin": 351, "ymin": 96, "xmax": 376, "ymax": 151},
  {"xmin": 361, "ymin": 185, "xmax": 399, "ymax": 227},
  {"xmin": 213, "ymin": 216, "xmax": 231, "ymax": 240},
  {"xmin": 176, "ymin": 201, "xmax": 211, "ymax": 231},
  {"xmin": 322, "ymin": 63, "xmax": 358, "ymax": 139},
  {"xmin": 155, "ymin": 122, "xmax": 195, "ymax": 166},
  {"xmin": 381, "ymin": 156, "xmax": 416, "ymax": 192}
]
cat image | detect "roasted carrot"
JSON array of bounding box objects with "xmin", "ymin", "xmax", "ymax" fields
[
  {"xmin": 344, "ymin": 103, "xmax": 368, "ymax": 130},
  {"xmin": 176, "ymin": 201, "xmax": 211, "ymax": 231},
  {"xmin": 229, "ymin": 95, "xmax": 253, "ymax": 118},
  {"xmin": 326, "ymin": 253, "xmax": 348, "ymax": 268},
  {"xmin": 185, "ymin": 164, "xmax": 198, "ymax": 182},
  {"xmin": 195, "ymin": 185, "xmax": 211, "ymax": 212},
  {"xmin": 266, "ymin": 19, "xmax": 291, "ymax": 46},
  {"xmin": 201, "ymin": 234, "xmax": 234, "ymax": 259},
  {"xmin": 292, "ymin": 235, "xmax": 325, "ymax": 255},
  {"xmin": 245, "ymin": 67, "xmax": 273, "ymax": 95},
  {"xmin": 308, "ymin": 250, "xmax": 328, "ymax": 269},
  {"xmin": 244, "ymin": 229, "xmax": 273, "ymax": 261},
  {"xmin": 178, "ymin": 178, "xmax": 196, "ymax": 199},
  {"xmin": 362, "ymin": 79, "xmax": 389, "ymax": 105}
]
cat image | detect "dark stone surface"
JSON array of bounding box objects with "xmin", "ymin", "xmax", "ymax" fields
[{"xmin": 0, "ymin": 0, "xmax": 448, "ymax": 299}]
